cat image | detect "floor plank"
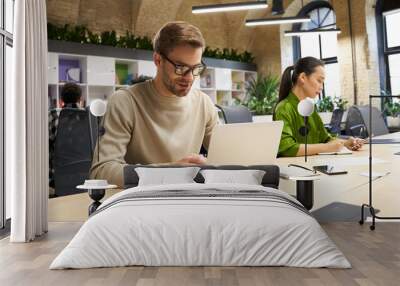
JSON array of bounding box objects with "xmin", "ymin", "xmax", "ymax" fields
[{"xmin": 1, "ymin": 222, "xmax": 400, "ymax": 286}]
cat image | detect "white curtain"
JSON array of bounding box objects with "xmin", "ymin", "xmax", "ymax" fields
[{"xmin": 8, "ymin": 0, "xmax": 48, "ymax": 242}]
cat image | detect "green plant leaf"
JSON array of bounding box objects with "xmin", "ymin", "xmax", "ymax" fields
[
  {"xmin": 333, "ymin": 97, "xmax": 348, "ymax": 110},
  {"xmin": 242, "ymin": 74, "xmax": 279, "ymax": 115},
  {"xmin": 384, "ymin": 99, "xmax": 400, "ymax": 117},
  {"xmin": 316, "ymin": 96, "xmax": 334, "ymax": 112},
  {"xmin": 47, "ymin": 23, "xmax": 255, "ymax": 63},
  {"xmin": 101, "ymin": 31, "xmax": 118, "ymax": 46},
  {"xmin": 87, "ymin": 30, "xmax": 100, "ymax": 45}
]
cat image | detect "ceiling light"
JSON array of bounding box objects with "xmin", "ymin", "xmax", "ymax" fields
[
  {"xmin": 246, "ymin": 16, "xmax": 311, "ymax": 26},
  {"xmin": 192, "ymin": 1, "xmax": 268, "ymax": 14},
  {"xmin": 284, "ymin": 28, "xmax": 341, "ymax": 37},
  {"xmin": 383, "ymin": 8, "xmax": 400, "ymax": 16}
]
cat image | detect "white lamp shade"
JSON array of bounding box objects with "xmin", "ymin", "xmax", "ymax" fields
[
  {"xmin": 298, "ymin": 98, "xmax": 315, "ymax": 117},
  {"xmin": 90, "ymin": 99, "xmax": 107, "ymax": 117}
]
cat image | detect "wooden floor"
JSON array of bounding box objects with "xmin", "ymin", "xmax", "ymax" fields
[{"xmin": 1, "ymin": 222, "xmax": 400, "ymax": 286}]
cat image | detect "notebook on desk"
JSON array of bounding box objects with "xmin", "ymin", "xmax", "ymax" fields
[
  {"xmin": 280, "ymin": 165, "xmax": 320, "ymax": 179},
  {"xmin": 318, "ymin": 147, "xmax": 353, "ymax": 155}
]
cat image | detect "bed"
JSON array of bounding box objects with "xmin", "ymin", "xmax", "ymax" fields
[{"xmin": 50, "ymin": 165, "xmax": 350, "ymax": 269}]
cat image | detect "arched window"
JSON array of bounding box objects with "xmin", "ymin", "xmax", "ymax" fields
[
  {"xmin": 292, "ymin": 1, "xmax": 340, "ymax": 99},
  {"xmin": 377, "ymin": 0, "xmax": 400, "ymax": 95}
]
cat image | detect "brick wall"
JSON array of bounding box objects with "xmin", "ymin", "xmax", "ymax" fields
[
  {"xmin": 278, "ymin": 0, "xmax": 381, "ymax": 106},
  {"xmin": 47, "ymin": 0, "xmax": 381, "ymax": 103}
]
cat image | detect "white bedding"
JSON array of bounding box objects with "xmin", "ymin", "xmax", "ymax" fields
[{"xmin": 50, "ymin": 183, "xmax": 351, "ymax": 269}]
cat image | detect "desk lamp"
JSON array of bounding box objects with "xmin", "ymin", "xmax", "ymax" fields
[
  {"xmin": 298, "ymin": 98, "xmax": 314, "ymax": 162},
  {"xmin": 82, "ymin": 99, "xmax": 108, "ymax": 215},
  {"xmin": 89, "ymin": 99, "xmax": 107, "ymax": 163}
]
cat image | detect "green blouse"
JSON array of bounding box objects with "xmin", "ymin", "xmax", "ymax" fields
[{"xmin": 274, "ymin": 92, "xmax": 333, "ymax": 157}]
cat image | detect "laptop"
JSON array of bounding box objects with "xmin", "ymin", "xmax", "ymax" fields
[{"xmin": 206, "ymin": 121, "xmax": 284, "ymax": 165}]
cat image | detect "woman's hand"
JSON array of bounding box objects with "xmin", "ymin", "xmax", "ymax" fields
[
  {"xmin": 344, "ymin": 137, "xmax": 365, "ymax": 151},
  {"xmin": 325, "ymin": 139, "xmax": 344, "ymax": 152}
]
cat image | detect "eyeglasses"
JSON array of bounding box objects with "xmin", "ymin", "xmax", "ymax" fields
[{"xmin": 160, "ymin": 53, "xmax": 206, "ymax": 76}]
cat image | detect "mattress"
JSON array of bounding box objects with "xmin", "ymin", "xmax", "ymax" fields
[{"xmin": 50, "ymin": 183, "xmax": 351, "ymax": 269}]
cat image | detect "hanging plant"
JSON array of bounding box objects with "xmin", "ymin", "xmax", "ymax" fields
[
  {"xmin": 48, "ymin": 23, "xmax": 70, "ymax": 41},
  {"xmin": 122, "ymin": 32, "xmax": 137, "ymax": 49},
  {"xmin": 240, "ymin": 51, "xmax": 255, "ymax": 64},
  {"xmin": 87, "ymin": 30, "xmax": 101, "ymax": 45},
  {"xmin": 100, "ymin": 31, "xmax": 118, "ymax": 46},
  {"xmin": 47, "ymin": 23, "xmax": 255, "ymax": 63},
  {"xmin": 66, "ymin": 25, "xmax": 87, "ymax": 43},
  {"xmin": 136, "ymin": 36, "xmax": 153, "ymax": 50},
  {"xmin": 47, "ymin": 23, "xmax": 59, "ymax": 40}
]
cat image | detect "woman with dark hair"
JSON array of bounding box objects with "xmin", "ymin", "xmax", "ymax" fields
[{"xmin": 274, "ymin": 57, "xmax": 364, "ymax": 157}]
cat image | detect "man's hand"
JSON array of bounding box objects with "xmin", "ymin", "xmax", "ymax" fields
[
  {"xmin": 344, "ymin": 137, "xmax": 365, "ymax": 151},
  {"xmin": 175, "ymin": 154, "xmax": 207, "ymax": 165}
]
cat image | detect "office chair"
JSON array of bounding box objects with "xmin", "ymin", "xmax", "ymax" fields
[
  {"xmin": 53, "ymin": 108, "xmax": 94, "ymax": 196},
  {"xmin": 345, "ymin": 105, "xmax": 389, "ymax": 138},
  {"xmin": 324, "ymin": 109, "xmax": 344, "ymax": 135},
  {"xmin": 86, "ymin": 105, "xmax": 100, "ymax": 153},
  {"xmin": 215, "ymin": 104, "xmax": 253, "ymax": 124}
]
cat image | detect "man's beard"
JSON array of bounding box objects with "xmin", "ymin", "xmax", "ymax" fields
[{"xmin": 162, "ymin": 68, "xmax": 192, "ymax": 97}]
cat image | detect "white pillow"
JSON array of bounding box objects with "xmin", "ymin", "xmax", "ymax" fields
[
  {"xmin": 135, "ymin": 167, "xmax": 201, "ymax": 186},
  {"xmin": 200, "ymin": 169, "xmax": 266, "ymax": 185}
]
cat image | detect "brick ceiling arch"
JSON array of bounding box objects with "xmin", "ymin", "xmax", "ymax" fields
[{"xmin": 134, "ymin": 0, "xmax": 257, "ymax": 50}]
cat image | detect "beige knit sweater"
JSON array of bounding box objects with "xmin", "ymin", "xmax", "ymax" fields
[{"xmin": 90, "ymin": 80, "xmax": 219, "ymax": 187}]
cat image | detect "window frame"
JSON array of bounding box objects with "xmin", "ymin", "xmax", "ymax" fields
[
  {"xmin": 383, "ymin": 10, "xmax": 400, "ymax": 94},
  {"xmin": 291, "ymin": 1, "xmax": 339, "ymax": 99},
  {"xmin": 376, "ymin": 0, "xmax": 400, "ymax": 95},
  {"xmin": 1, "ymin": 0, "xmax": 13, "ymax": 231}
]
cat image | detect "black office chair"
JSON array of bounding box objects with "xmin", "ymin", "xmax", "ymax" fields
[
  {"xmin": 324, "ymin": 109, "xmax": 344, "ymax": 135},
  {"xmin": 53, "ymin": 108, "xmax": 94, "ymax": 196},
  {"xmin": 215, "ymin": 104, "xmax": 253, "ymax": 123},
  {"xmin": 86, "ymin": 105, "xmax": 100, "ymax": 153},
  {"xmin": 345, "ymin": 105, "xmax": 389, "ymax": 138}
]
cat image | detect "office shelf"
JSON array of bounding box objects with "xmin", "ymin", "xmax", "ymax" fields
[
  {"xmin": 193, "ymin": 67, "xmax": 257, "ymax": 105},
  {"xmin": 48, "ymin": 52, "xmax": 256, "ymax": 109}
]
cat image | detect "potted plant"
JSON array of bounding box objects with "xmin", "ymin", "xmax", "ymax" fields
[
  {"xmin": 334, "ymin": 96, "xmax": 349, "ymax": 121},
  {"xmin": 241, "ymin": 74, "xmax": 279, "ymax": 122},
  {"xmin": 316, "ymin": 96, "xmax": 334, "ymax": 124},
  {"xmin": 384, "ymin": 100, "xmax": 400, "ymax": 127},
  {"xmin": 334, "ymin": 97, "xmax": 348, "ymax": 110}
]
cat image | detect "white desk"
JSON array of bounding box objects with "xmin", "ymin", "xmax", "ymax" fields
[{"xmin": 277, "ymin": 132, "xmax": 400, "ymax": 216}]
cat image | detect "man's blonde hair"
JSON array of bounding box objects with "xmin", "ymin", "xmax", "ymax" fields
[{"xmin": 153, "ymin": 21, "xmax": 205, "ymax": 56}]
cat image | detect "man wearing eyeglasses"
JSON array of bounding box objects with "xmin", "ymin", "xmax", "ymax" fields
[{"xmin": 90, "ymin": 21, "xmax": 219, "ymax": 187}]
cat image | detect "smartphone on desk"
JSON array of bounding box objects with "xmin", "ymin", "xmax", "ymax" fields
[{"xmin": 313, "ymin": 165, "xmax": 348, "ymax": 175}]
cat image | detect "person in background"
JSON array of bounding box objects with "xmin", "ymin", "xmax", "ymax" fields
[
  {"xmin": 90, "ymin": 21, "xmax": 219, "ymax": 187},
  {"xmin": 48, "ymin": 82, "xmax": 83, "ymax": 189},
  {"xmin": 273, "ymin": 56, "xmax": 364, "ymax": 157}
]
